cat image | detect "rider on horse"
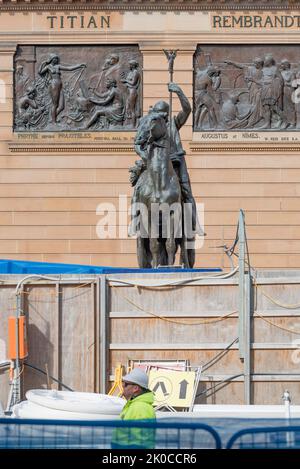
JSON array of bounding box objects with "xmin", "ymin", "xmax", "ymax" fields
[{"xmin": 130, "ymin": 82, "xmax": 202, "ymax": 268}]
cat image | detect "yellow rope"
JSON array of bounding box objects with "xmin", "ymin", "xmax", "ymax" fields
[
  {"xmin": 254, "ymin": 281, "xmax": 300, "ymax": 310},
  {"xmin": 114, "ymin": 282, "xmax": 300, "ymax": 332},
  {"xmin": 115, "ymin": 289, "xmax": 237, "ymax": 325},
  {"xmin": 9, "ymin": 282, "xmax": 94, "ymax": 303},
  {"xmin": 254, "ymin": 311, "xmax": 300, "ymax": 335},
  {"xmin": 13, "ymin": 364, "xmax": 24, "ymax": 381},
  {"xmin": 6, "ymin": 283, "xmax": 94, "ymax": 315}
]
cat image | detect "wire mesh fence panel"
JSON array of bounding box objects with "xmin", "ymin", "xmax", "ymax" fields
[
  {"xmin": 0, "ymin": 418, "xmax": 221, "ymax": 449},
  {"xmin": 226, "ymin": 426, "xmax": 300, "ymax": 449}
]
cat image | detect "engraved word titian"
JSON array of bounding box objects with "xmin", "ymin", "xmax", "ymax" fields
[{"xmin": 47, "ymin": 15, "xmax": 110, "ymax": 29}]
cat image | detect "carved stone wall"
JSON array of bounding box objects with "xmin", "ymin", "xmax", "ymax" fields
[
  {"xmin": 194, "ymin": 44, "xmax": 300, "ymax": 132},
  {"xmin": 2, "ymin": 9, "xmax": 300, "ymax": 272},
  {"xmin": 14, "ymin": 45, "xmax": 142, "ymax": 132}
]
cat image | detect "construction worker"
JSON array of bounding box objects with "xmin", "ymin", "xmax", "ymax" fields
[{"xmin": 111, "ymin": 368, "xmax": 156, "ymax": 449}]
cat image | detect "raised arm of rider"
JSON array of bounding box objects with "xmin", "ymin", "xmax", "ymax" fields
[{"xmin": 168, "ymin": 82, "xmax": 191, "ymax": 129}]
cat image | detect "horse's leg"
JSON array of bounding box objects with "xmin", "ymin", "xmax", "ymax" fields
[
  {"xmin": 187, "ymin": 237, "xmax": 196, "ymax": 268},
  {"xmin": 159, "ymin": 239, "xmax": 168, "ymax": 266},
  {"xmin": 150, "ymin": 237, "xmax": 160, "ymax": 268},
  {"xmin": 180, "ymin": 206, "xmax": 189, "ymax": 268},
  {"xmin": 179, "ymin": 235, "xmax": 189, "ymax": 268},
  {"xmin": 166, "ymin": 211, "xmax": 176, "ymax": 266},
  {"xmin": 137, "ymin": 236, "xmax": 147, "ymax": 268},
  {"xmin": 137, "ymin": 211, "xmax": 152, "ymax": 267}
]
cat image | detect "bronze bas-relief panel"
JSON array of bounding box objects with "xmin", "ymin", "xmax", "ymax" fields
[
  {"xmin": 14, "ymin": 45, "xmax": 142, "ymax": 132},
  {"xmin": 194, "ymin": 44, "xmax": 300, "ymax": 132}
]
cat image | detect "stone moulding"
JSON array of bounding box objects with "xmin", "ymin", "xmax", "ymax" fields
[
  {"xmin": 0, "ymin": 1, "xmax": 299, "ymax": 12},
  {"xmin": 189, "ymin": 142, "xmax": 300, "ymax": 152},
  {"xmin": 8, "ymin": 142, "xmax": 135, "ymax": 153}
]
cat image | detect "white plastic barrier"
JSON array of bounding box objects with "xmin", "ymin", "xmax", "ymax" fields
[
  {"xmin": 12, "ymin": 389, "xmax": 125, "ymax": 420},
  {"xmin": 12, "ymin": 400, "xmax": 121, "ymax": 420},
  {"xmin": 191, "ymin": 404, "xmax": 300, "ymax": 418},
  {"xmin": 26, "ymin": 390, "xmax": 124, "ymax": 415},
  {"xmin": 156, "ymin": 404, "xmax": 300, "ymax": 419}
]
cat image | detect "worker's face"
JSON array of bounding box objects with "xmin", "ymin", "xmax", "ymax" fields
[{"xmin": 122, "ymin": 382, "xmax": 140, "ymax": 400}]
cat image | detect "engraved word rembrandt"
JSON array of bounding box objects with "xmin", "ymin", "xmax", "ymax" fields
[{"xmin": 212, "ymin": 14, "xmax": 300, "ymax": 29}]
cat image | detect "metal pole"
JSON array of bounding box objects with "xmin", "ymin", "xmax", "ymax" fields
[
  {"xmin": 99, "ymin": 275, "xmax": 108, "ymax": 394},
  {"xmin": 169, "ymin": 64, "xmax": 173, "ymax": 138},
  {"xmin": 238, "ymin": 209, "xmax": 245, "ymax": 360},
  {"xmin": 163, "ymin": 49, "xmax": 178, "ymax": 142},
  {"xmin": 56, "ymin": 282, "xmax": 61, "ymax": 390},
  {"xmin": 283, "ymin": 390, "xmax": 293, "ymax": 446},
  {"xmin": 238, "ymin": 209, "xmax": 252, "ymax": 404},
  {"xmin": 244, "ymin": 271, "xmax": 251, "ymax": 405},
  {"xmin": 95, "ymin": 280, "xmax": 100, "ymax": 393},
  {"xmin": 12, "ymin": 292, "xmax": 21, "ymax": 405},
  {"xmin": 92, "ymin": 281, "xmax": 98, "ymax": 393}
]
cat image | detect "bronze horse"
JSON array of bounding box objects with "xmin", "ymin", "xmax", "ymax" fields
[{"xmin": 131, "ymin": 112, "xmax": 181, "ymax": 268}]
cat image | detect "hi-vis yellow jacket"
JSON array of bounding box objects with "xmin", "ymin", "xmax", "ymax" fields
[{"xmin": 111, "ymin": 391, "xmax": 156, "ymax": 449}]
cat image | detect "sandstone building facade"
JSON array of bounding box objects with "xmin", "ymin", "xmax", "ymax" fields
[{"xmin": 0, "ymin": 1, "xmax": 300, "ymax": 269}]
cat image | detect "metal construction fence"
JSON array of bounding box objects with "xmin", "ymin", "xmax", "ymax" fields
[
  {"xmin": 2, "ymin": 418, "xmax": 300, "ymax": 449},
  {"xmin": 0, "ymin": 418, "xmax": 222, "ymax": 449},
  {"xmin": 226, "ymin": 425, "xmax": 300, "ymax": 449}
]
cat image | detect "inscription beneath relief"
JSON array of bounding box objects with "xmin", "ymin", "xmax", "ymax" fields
[
  {"xmin": 200, "ymin": 132, "xmax": 258, "ymax": 139},
  {"xmin": 196, "ymin": 132, "xmax": 300, "ymax": 143},
  {"xmin": 16, "ymin": 132, "xmax": 135, "ymax": 143}
]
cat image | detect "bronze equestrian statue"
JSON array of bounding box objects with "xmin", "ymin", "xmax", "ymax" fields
[{"xmin": 129, "ymin": 82, "xmax": 201, "ymax": 268}]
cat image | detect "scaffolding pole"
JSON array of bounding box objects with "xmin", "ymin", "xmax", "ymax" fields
[
  {"xmin": 238, "ymin": 209, "xmax": 245, "ymax": 360},
  {"xmin": 244, "ymin": 271, "xmax": 252, "ymax": 405},
  {"xmin": 99, "ymin": 275, "xmax": 108, "ymax": 394},
  {"xmin": 238, "ymin": 209, "xmax": 252, "ymax": 404}
]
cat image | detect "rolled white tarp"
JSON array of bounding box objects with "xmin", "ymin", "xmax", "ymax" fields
[
  {"xmin": 12, "ymin": 400, "xmax": 121, "ymax": 420},
  {"xmin": 25, "ymin": 389, "xmax": 124, "ymax": 415}
]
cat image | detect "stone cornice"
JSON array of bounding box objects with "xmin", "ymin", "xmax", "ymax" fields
[
  {"xmin": 0, "ymin": 1, "xmax": 299, "ymax": 12},
  {"xmin": 8, "ymin": 142, "xmax": 135, "ymax": 153},
  {"xmin": 189, "ymin": 142, "xmax": 300, "ymax": 152}
]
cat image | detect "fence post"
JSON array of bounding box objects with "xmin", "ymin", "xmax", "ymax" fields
[
  {"xmin": 99, "ymin": 275, "xmax": 108, "ymax": 394},
  {"xmin": 12, "ymin": 291, "xmax": 22, "ymax": 406},
  {"xmin": 238, "ymin": 209, "xmax": 245, "ymax": 360},
  {"xmin": 238, "ymin": 209, "xmax": 252, "ymax": 404},
  {"xmin": 244, "ymin": 271, "xmax": 252, "ymax": 405}
]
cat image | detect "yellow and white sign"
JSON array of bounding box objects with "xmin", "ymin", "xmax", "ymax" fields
[{"xmin": 149, "ymin": 370, "xmax": 196, "ymax": 408}]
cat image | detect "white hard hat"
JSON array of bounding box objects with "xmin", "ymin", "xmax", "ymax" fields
[{"xmin": 123, "ymin": 368, "xmax": 149, "ymax": 390}]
